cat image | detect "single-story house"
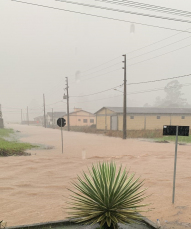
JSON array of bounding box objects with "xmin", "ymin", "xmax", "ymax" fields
[
  {"xmin": 63, "ymin": 108, "xmax": 96, "ymax": 126},
  {"xmin": 47, "ymin": 112, "xmax": 66, "ymax": 127},
  {"xmin": 95, "ymin": 107, "xmax": 191, "ymax": 130}
]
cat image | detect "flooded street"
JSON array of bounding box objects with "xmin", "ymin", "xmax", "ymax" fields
[{"xmin": 1, "ymin": 124, "xmax": 191, "ymax": 227}]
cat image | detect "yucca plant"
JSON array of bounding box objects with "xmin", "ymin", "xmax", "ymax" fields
[{"xmin": 68, "ymin": 162, "xmax": 148, "ymax": 229}]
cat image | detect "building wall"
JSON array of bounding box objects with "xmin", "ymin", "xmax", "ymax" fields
[
  {"xmin": 96, "ymin": 108, "xmax": 191, "ymax": 131},
  {"xmin": 63, "ymin": 110, "xmax": 96, "ymax": 126},
  {"xmin": 118, "ymin": 115, "xmax": 145, "ymax": 130},
  {"xmin": 96, "ymin": 108, "xmax": 114, "ymax": 130},
  {"xmin": 171, "ymin": 115, "xmax": 191, "ymax": 127},
  {"xmin": 145, "ymin": 115, "xmax": 171, "ymax": 130}
]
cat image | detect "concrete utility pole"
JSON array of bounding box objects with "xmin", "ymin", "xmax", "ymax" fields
[
  {"xmin": 66, "ymin": 77, "xmax": 70, "ymax": 131},
  {"xmin": 122, "ymin": 54, "xmax": 127, "ymax": 139},
  {"xmin": 43, "ymin": 94, "xmax": 46, "ymax": 128},
  {"xmin": 27, "ymin": 106, "xmax": 29, "ymax": 125},
  {"xmin": 52, "ymin": 108, "xmax": 54, "ymax": 129}
]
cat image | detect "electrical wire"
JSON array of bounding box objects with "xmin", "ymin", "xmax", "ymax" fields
[
  {"xmin": 94, "ymin": 0, "xmax": 191, "ymax": 18},
  {"xmin": 70, "ymin": 82, "xmax": 191, "ymax": 105},
  {"xmin": 69, "ymin": 72, "xmax": 191, "ymax": 98},
  {"xmin": 128, "ymin": 73, "xmax": 191, "ymax": 86},
  {"xmin": 8, "ymin": 0, "xmax": 191, "ymax": 33},
  {"xmin": 55, "ymin": 0, "xmax": 191, "ymax": 24},
  {"xmin": 70, "ymin": 84, "xmax": 123, "ymax": 97},
  {"xmin": 70, "ymin": 42, "xmax": 191, "ymax": 85},
  {"xmin": 127, "ymin": 35, "xmax": 191, "ymax": 60},
  {"xmin": 128, "ymin": 42, "xmax": 191, "ymax": 67}
]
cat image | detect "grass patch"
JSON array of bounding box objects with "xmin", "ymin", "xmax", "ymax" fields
[
  {"xmin": 0, "ymin": 128, "xmax": 14, "ymax": 137},
  {"xmin": 0, "ymin": 128, "xmax": 36, "ymax": 156},
  {"xmin": 157, "ymin": 135, "xmax": 191, "ymax": 143}
]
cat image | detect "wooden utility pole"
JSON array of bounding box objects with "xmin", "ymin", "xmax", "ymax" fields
[
  {"xmin": 52, "ymin": 108, "xmax": 54, "ymax": 129},
  {"xmin": 43, "ymin": 94, "xmax": 46, "ymax": 128},
  {"xmin": 27, "ymin": 106, "xmax": 29, "ymax": 125},
  {"xmin": 66, "ymin": 77, "xmax": 70, "ymax": 131},
  {"xmin": 21, "ymin": 109, "xmax": 22, "ymax": 124},
  {"xmin": 122, "ymin": 54, "xmax": 127, "ymax": 139}
]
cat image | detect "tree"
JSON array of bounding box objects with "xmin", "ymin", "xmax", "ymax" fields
[{"xmin": 154, "ymin": 80, "xmax": 188, "ymax": 108}]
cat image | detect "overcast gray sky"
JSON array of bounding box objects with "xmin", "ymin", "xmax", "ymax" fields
[{"xmin": 1, "ymin": 0, "xmax": 191, "ymax": 122}]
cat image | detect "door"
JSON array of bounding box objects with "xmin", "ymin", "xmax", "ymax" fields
[{"xmin": 111, "ymin": 116, "xmax": 118, "ymax": 130}]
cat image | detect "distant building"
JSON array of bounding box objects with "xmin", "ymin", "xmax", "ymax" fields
[
  {"xmin": 33, "ymin": 116, "xmax": 43, "ymax": 125},
  {"xmin": 95, "ymin": 107, "xmax": 191, "ymax": 130},
  {"xmin": 63, "ymin": 108, "xmax": 96, "ymax": 127},
  {"xmin": 46, "ymin": 112, "xmax": 66, "ymax": 127}
]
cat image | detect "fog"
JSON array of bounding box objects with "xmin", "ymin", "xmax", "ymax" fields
[{"xmin": 1, "ymin": 0, "xmax": 191, "ymax": 122}]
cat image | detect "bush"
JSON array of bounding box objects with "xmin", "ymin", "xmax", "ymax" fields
[{"xmin": 68, "ymin": 162, "xmax": 148, "ymax": 229}]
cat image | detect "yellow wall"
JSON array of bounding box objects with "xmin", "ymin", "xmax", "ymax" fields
[
  {"xmin": 96, "ymin": 108, "xmax": 191, "ymax": 130},
  {"xmin": 96, "ymin": 115, "xmax": 111, "ymax": 130},
  {"xmin": 171, "ymin": 116, "xmax": 191, "ymax": 127},
  {"xmin": 118, "ymin": 115, "xmax": 145, "ymax": 130},
  {"xmin": 145, "ymin": 115, "xmax": 171, "ymax": 130},
  {"xmin": 63, "ymin": 110, "xmax": 96, "ymax": 126}
]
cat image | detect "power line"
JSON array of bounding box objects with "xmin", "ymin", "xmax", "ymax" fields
[
  {"xmin": 128, "ymin": 73, "xmax": 191, "ymax": 86},
  {"xmin": 127, "ymin": 35, "xmax": 191, "ymax": 60},
  {"xmin": 127, "ymin": 82, "xmax": 191, "ymax": 95},
  {"xmin": 95, "ymin": 0, "xmax": 191, "ymax": 18},
  {"xmin": 71, "ymin": 43, "xmax": 191, "ymax": 85},
  {"xmin": 70, "ymin": 84, "xmax": 123, "ymax": 97},
  {"xmin": 69, "ymin": 72, "xmax": 191, "ymax": 98},
  {"xmin": 70, "ymin": 82, "xmax": 191, "ymax": 105},
  {"xmin": 70, "ymin": 94, "xmax": 123, "ymax": 105},
  {"xmin": 128, "ymin": 42, "xmax": 191, "ymax": 67},
  {"xmin": 46, "ymin": 100, "xmax": 66, "ymax": 106},
  {"xmin": 70, "ymin": 68, "xmax": 122, "ymax": 85},
  {"xmin": 55, "ymin": 0, "xmax": 191, "ymax": 24},
  {"xmin": 8, "ymin": 0, "xmax": 191, "ymax": 33}
]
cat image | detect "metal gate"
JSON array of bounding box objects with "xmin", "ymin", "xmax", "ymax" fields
[{"xmin": 111, "ymin": 116, "xmax": 118, "ymax": 130}]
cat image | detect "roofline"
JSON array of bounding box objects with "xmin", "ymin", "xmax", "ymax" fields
[
  {"xmin": 64, "ymin": 109, "xmax": 95, "ymax": 116},
  {"xmin": 95, "ymin": 107, "xmax": 191, "ymax": 114},
  {"xmin": 94, "ymin": 107, "xmax": 116, "ymax": 114}
]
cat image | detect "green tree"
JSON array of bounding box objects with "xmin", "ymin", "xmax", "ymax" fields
[{"xmin": 154, "ymin": 80, "xmax": 188, "ymax": 107}]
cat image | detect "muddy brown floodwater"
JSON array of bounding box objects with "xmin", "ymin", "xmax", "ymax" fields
[{"xmin": 0, "ymin": 124, "xmax": 191, "ymax": 228}]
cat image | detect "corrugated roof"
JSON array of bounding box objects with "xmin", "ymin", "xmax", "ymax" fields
[{"xmin": 96, "ymin": 107, "xmax": 191, "ymax": 114}]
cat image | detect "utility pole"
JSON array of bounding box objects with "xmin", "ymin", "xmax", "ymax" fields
[
  {"xmin": 21, "ymin": 109, "xmax": 22, "ymax": 124},
  {"xmin": 43, "ymin": 94, "xmax": 46, "ymax": 128},
  {"xmin": 52, "ymin": 108, "xmax": 54, "ymax": 129},
  {"xmin": 66, "ymin": 77, "xmax": 70, "ymax": 131},
  {"xmin": 122, "ymin": 54, "xmax": 127, "ymax": 139},
  {"xmin": 27, "ymin": 106, "xmax": 29, "ymax": 125}
]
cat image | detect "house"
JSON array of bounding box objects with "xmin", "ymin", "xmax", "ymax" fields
[
  {"xmin": 95, "ymin": 107, "xmax": 191, "ymax": 130},
  {"xmin": 63, "ymin": 108, "xmax": 96, "ymax": 126},
  {"xmin": 46, "ymin": 112, "xmax": 66, "ymax": 127}
]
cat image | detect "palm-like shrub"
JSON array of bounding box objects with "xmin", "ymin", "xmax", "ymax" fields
[{"xmin": 68, "ymin": 162, "xmax": 148, "ymax": 229}]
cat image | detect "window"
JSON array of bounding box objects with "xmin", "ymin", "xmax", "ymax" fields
[
  {"xmin": 157, "ymin": 116, "xmax": 160, "ymax": 119},
  {"xmin": 83, "ymin": 119, "xmax": 88, "ymax": 123},
  {"xmin": 130, "ymin": 116, "xmax": 134, "ymax": 119},
  {"xmin": 181, "ymin": 116, "xmax": 185, "ymax": 119},
  {"xmin": 90, "ymin": 119, "xmax": 94, "ymax": 123},
  {"xmin": 78, "ymin": 119, "xmax": 81, "ymax": 121}
]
